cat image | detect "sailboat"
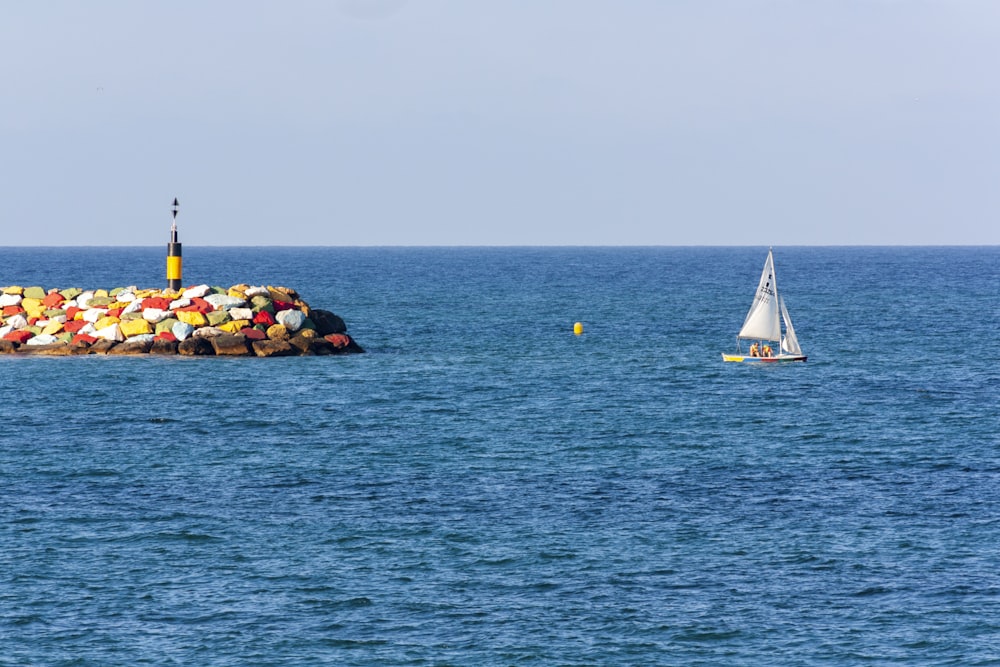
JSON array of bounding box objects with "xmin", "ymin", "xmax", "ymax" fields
[{"xmin": 722, "ymin": 248, "xmax": 807, "ymax": 363}]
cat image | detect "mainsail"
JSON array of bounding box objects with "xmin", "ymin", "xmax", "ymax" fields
[
  {"xmin": 737, "ymin": 249, "xmax": 781, "ymax": 342},
  {"xmin": 779, "ymin": 296, "xmax": 802, "ymax": 355}
]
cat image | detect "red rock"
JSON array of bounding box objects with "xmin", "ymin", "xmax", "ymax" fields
[
  {"xmin": 107, "ymin": 307, "xmax": 124, "ymax": 318},
  {"xmin": 325, "ymin": 333, "xmax": 351, "ymax": 349},
  {"xmin": 191, "ymin": 297, "xmax": 214, "ymax": 313},
  {"xmin": 72, "ymin": 333, "xmax": 98, "ymax": 346},
  {"xmin": 64, "ymin": 320, "xmax": 88, "ymax": 333},
  {"xmin": 155, "ymin": 331, "xmax": 177, "ymax": 342},
  {"xmin": 241, "ymin": 327, "xmax": 267, "ymax": 341},
  {"xmin": 273, "ymin": 300, "xmax": 295, "ymax": 311},
  {"xmin": 42, "ymin": 292, "xmax": 65, "ymax": 308},
  {"xmin": 65, "ymin": 306, "xmax": 82, "ymax": 321},
  {"xmin": 4, "ymin": 330, "xmax": 33, "ymax": 344},
  {"xmin": 3, "ymin": 305, "xmax": 23, "ymax": 317},
  {"xmin": 141, "ymin": 297, "xmax": 171, "ymax": 310},
  {"xmin": 27, "ymin": 317, "xmax": 38, "ymax": 326},
  {"xmin": 253, "ymin": 311, "xmax": 276, "ymax": 326}
]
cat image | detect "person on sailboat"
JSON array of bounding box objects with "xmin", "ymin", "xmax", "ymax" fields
[
  {"xmin": 762, "ymin": 344, "xmax": 772, "ymax": 357},
  {"xmin": 749, "ymin": 342, "xmax": 759, "ymax": 357}
]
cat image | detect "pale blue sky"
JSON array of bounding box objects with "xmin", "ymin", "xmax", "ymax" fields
[{"xmin": 2, "ymin": 1, "xmax": 998, "ymax": 245}]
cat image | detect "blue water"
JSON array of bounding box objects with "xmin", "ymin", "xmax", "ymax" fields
[{"xmin": 1, "ymin": 246, "xmax": 998, "ymax": 665}]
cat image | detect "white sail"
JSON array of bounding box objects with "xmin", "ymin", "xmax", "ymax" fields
[
  {"xmin": 780, "ymin": 297, "xmax": 802, "ymax": 355},
  {"xmin": 737, "ymin": 249, "xmax": 781, "ymax": 342}
]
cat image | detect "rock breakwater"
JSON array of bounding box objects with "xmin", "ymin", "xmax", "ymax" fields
[{"xmin": 0, "ymin": 283, "xmax": 364, "ymax": 357}]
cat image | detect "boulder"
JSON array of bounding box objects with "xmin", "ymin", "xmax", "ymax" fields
[
  {"xmin": 0, "ymin": 340, "xmax": 17, "ymax": 354},
  {"xmin": 156, "ymin": 317, "xmax": 180, "ymax": 335},
  {"xmin": 171, "ymin": 321, "xmax": 195, "ymax": 341},
  {"xmin": 217, "ymin": 319, "xmax": 250, "ymax": 334},
  {"xmin": 287, "ymin": 334, "xmax": 313, "ymax": 355},
  {"xmin": 169, "ymin": 298, "xmax": 191, "ymax": 310},
  {"xmin": 229, "ymin": 307, "xmax": 254, "ymax": 322},
  {"xmin": 23, "ymin": 286, "xmax": 46, "ymax": 300},
  {"xmin": 109, "ymin": 338, "xmax": 152, "ymax": 355},
  {"xmin": 192, "ymin": 326, "xmax": 226, "ymax": 338},
  {"xmin": 244, "ymin": 286, "xmax": 270, "ymax": 298},
  {"xmin": 94, "ymin": 323, "xmax": 124, "ymax": 342},
  {"xmin": 120, "ymin": 318, "xmax": 153, "ymax": 338},
  {"xmin": 275, "ymin": 309, "xmax": 305, "ymax": 332},
  {"xmin": 41, "ymin": 321, "xmax": 64, "ymax": 336},
  {"xmin": 149, "ymin": 338, "xmax": 179, "ymax": 355},
  {"xmin": 0, "ymin": 293, "xmax": 22, "ymax": 307},
  {"xmin": 71, "ymin": 333, "xmax": 98, "ymax": 346},
  {"xmin": 19, "ymin": 342, "xmax": 75, "ymax": 356},
  {"xmin": 241, "ymin": 327, "xmax": 267, "ymax": 341},
  {"xmin": 252, "ymin": 339, "xmax": 297, "ymax": 357},
  {"xmin": 175, "ymin": 310, "xmax": 208, "ymax": 327},
  {"xmin": 182, "ymin": 284, "xmax": 211, "ymax": 299},
  {"xmin": 59, "ymin": 287, "xmax": 83, "ymax": 300},
  {"xmin": 205, "ymin": 294, "xmax": 246, "ymax": 310},
  {"xmin": 266, "ymin": 324, "xmax": 289, "ymax": 341},
  {"xmin": 253, "ymin": 310, "xmax": 276, "ymax": 326},
  {"xmin": 210, "ymin": 334, "xmax": 251, "ymax": 356},
  {"xmin": 178, "ymin": 336, "xmax": 214, "ymax": 356},
  {"xmin": 25, "ymin": 333, "xmax": 59, "ymax": 346},
  {"xmin": 2, "ymin": 286, "xmax": 24, "ymax": 295},
  {"xmin": 94, "ymin": 316, "xmax": 121, "ymax": 331},
  {"xmin": 4, "ymin": 330, "xmax": 32, "ymax": 344},
  {"xmin": 89, "ymin": 339, "xmax": 118, "ymax": 354},
  {"xmin": 206, "ymin": 309, "xmax": 232, "ymax": 327},
  {"xmin": 143, "ymin": 308, "xmax": 170, "ymax": 323},
  {"xmin": 64, "ymin": 320, "xmax": 88, "ymax": 333}
]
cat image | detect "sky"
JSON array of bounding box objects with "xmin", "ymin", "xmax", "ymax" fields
[{"xmin": 2, "ymin": 0, "xmax": 999, "ymax": 246}]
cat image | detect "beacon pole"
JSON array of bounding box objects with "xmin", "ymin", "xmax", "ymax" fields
[{"xmin": 167, "ymin": 197, "xmax": 182, "ymax": 291}]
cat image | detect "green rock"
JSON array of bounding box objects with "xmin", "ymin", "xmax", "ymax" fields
[
  {"xmin": 155, "ymin": 317, "xmax": 180, "ymax": 335},
  {"xmin": 44, "ymin": 308, "xmax": 66, "ymax": 318},
  {"xmin": 56, "ymin": 332, "xmax": 74, "ymax": 344},
  {"xmin": 27, "ymin": 326, "xmax": 42, "ymax": 335},
  {"xmin": 251, "ymin": 296, "xmax": 275, "ymax": 314},
  {"xmin": 109, "ymin": 287, "xmax": 125, "ymax": 297},
  {"xmin": 121, "ymin": 312, "xmax": 144, "ymax": 321},
  {"xmin": 207, "ymin": 310, "xmax": 232, "ymax": 326},
  {"xmin": 60, "ymin": 288, "xmax": 83, "ymax": 300},
  {"xmin": 88, "ymin": 296, "xmax": 115, "ymax": 307},
  {"xmin": 211, "ymin": 286, "xmax": 227, "ymax": 295},
  {"xmin": 23, "ymin": 286, "xmax": 46, "ymax": 299}
]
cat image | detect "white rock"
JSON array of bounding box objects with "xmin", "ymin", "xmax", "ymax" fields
[
  {"xmin": 79, "ymin": 322, "xmax": 96, "ymax": 335},
  {"xmin": 76, "ymin": 291, "xmax": 95, "ymax": 308},
  {"xmin": 94, "ymin": 323, "xmax": 124, "ymax": 342},
  {"xmin": 182, "ymin": 284, "xmax": 211, "ymax": 299},
  {"xmin": 82, "ymin": 308, "xmax": 108, "ymax": 323},
  {"xmin": 192, "ymin": 326, "xmax": 225, "ymax": 338},
  {"xmin": 171, "ymin": 321, "xmax": 195, "ymax": 341},
  {"xmin": 123, "ymin": 299, "xmax": 143, "ymax": 314},
  {"xmin": 0, "ymin": 325, "xmax": 11, "ymax": 338},
  {"xmin": 275, "ymin": 309, "xmax": 306, "ymax": 332},
  {"xmin": 25, "ymin": 334, "xmax": 59, "ymax": 346},
  {"xmin": 169, "ymin": 298, "xmax": 191, "ymax": 310},
  {"xmin": 142, "ymin": 308, "xmax": 169, "ymax": 323},
  {"xmin": 0, "ymin": 293, "xmax": 22, "ymax": 307},
  {"xmin": 205, "ymin": 294, "xmax": 246, "ymax": 310},
  {"xmin": 229, "ymin": 307, "xmax": 254, "ymax": 321},
  {"xmin": 6, "ymin": 314, "xmax": 28, "ymax": 330},
  {"xmin": 244, "ymin": 286, "xmax": 270, "ymax": 298},
  {"xmin": 116, "ymin": 291, "xmax": 136, "ymax": 303}
]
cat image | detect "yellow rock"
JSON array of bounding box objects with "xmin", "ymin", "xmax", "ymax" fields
[
  {"xmin": 120, "ymin": 318, "xmax": 154, "ymax": 337},
  {"xmin": 228, "ymin": 287, "xmax": 248, "ymax": 299},
  {"xmin": 73, "ymin": 311, "xmax": 85, "ymax": 320},
  {"xmin": 3, "ymin": 286, "xmax": 23, "ymax": 295},
  {"xmin": 94, "ymin": 289, "xmax": 109, "ymax": 298},
  {"xmin": 42, "ymin": 321, "xmax": 65, "ymax": 336},
  {"xmin": 217, "ymin": 319, "xmax": 251, "ymax": 333},
  {"xmin": 298, "ymin": 328, "xmax": 317, "ymax": 339},
  {"xmin": 94, "ymin": 316, "xmax": 121, "ymax": 330},
  {"xmin": 266, "ymin": 324, "xmax": 289, "ymax": 341},
  {"xmin": 175, "ymin": 310, "xmax": 208, "ymax": 327},
  {"xmin": 21, "ymin": 297, "xmax": 43, "ymax": 313}
]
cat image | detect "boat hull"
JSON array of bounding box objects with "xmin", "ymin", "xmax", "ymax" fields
[{"xmin": 722, "ymin": 353, "xmax": 807, "ymax": 363}]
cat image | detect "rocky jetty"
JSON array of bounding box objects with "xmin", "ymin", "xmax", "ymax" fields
[{"xmin": 0, "ymin": 283, "xmax": 364, "ymax": 357}]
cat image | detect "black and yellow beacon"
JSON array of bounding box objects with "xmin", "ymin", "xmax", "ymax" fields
[{"xmin": 167, "ymin": 197, "xmax": 182, "ymax": 291}]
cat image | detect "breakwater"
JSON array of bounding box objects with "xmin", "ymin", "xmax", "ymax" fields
[{"xmin": 0, "ymin": 283, "xmax": 363, "ymax": 356}]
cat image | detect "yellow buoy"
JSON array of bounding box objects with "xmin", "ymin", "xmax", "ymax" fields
[{"xmin": 573, "ymin": 321, "xmax": 584, "ymax": 335}]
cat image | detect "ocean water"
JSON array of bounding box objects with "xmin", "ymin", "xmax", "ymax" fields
[{"xmin": 1, "ymin": 246, "xmax": 998, "ymax": 666}]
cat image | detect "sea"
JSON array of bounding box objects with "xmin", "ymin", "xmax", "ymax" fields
[{"xmin": 1, "ymin": 246, "xmax": 998, "ymax": 666}]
